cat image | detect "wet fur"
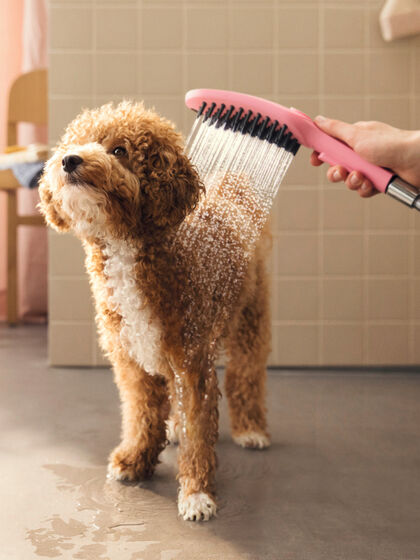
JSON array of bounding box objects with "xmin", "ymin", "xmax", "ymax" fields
[{"xmin": 38, "ymin": 101, "xmax": 271, "ymax": 521}]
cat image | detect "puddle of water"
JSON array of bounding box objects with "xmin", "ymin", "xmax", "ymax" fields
[
  {"xmin": 25, "ymin": 463, "xmax": 179, "ymax": 560},
  {"xmin": 25, "ymin": 449, "xmax": 279, "ymax": 559}
]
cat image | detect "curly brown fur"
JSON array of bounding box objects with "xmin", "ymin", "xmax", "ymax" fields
[{"xmin": 38, "ymin": 101, "xmax": 271, "ymax": 522}]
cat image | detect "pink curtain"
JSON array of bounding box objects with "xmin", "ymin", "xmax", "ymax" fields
[{"xmin": 0, "ymin": 0, "xmax": 48, "ymax": 322}]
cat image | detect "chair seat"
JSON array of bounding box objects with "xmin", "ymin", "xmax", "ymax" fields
[{"xmin": 0, "ymin": 169, "xmax": 20, "ymax": 191}]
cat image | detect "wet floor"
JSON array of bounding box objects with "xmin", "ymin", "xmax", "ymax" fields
[{"xmin": 1, "ymin": 325, "xmax": 420, "ymax": 559}]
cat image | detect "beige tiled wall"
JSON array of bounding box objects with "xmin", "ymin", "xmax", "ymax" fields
[{"xmin": 48, "ymin": 0, "xmax": 420, "ymax": 367}]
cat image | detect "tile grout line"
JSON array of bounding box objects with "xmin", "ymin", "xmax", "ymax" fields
[
  {"xmin": 408, "ymin": 38, "xmax": 416, "ymax": 364},
  {"xmin": 181, "ymin": 0, "xmax": 188, "ymax": 134},
  {"xmin": 48, "ymin": 90, "xmax": 420, "ymax": 102},
  {"xmin": 227, "ymin": 0, "xmax": 233, "ymax": 91},
  {"xmin": 273, "ymin": 0, "xmax": 278, "ymax": 100},
  {"xmin": 92, "ymin": 0, "xmax": 97, "ymax": 106},
  {"xmin": 362, "ymin": 4, "xmax": 371, "ymax": 366},
  {"xmin": 91, "ymin": 0, "xmax": 98, "ymax": 365},
  {"xmin": 49, "ymin": 47, "xmax": 417, "ymax": 55},
  {"xmin": 318, "ymin": 0, "xmax": 325, "ymax": 366},
  {"xmin": 136, "ymin": 0, "xmax": 143, "ymax": 111},
  {"xmin": 272, "ymin": 0, "xmax": 279, "ymax": 365}
]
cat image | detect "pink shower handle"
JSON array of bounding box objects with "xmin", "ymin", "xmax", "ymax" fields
[
  {"xmin": 186, "ymin": 89, "xmax": 420, "ymax": 210},
  {"xmin": 288, "ymin": 107, "xmax": 393, "ymax": 193}
]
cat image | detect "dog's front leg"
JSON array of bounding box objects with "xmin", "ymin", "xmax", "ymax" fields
[
  {"xmin": 174, "ymin": 366, "xmax": 219, "ymax": 521},
  {"xmin": 107, "ymin": 355, "xmax": 169, "ymax": 482}
]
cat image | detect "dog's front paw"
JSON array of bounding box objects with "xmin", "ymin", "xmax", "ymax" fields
[
  {"xmin": 232, "ymin": 431, "xmax": 271, "ymax": 450},
  {"xmin": 178, "ymin": 489, "xmax": 217, "ymax": 522},
  {"xmin": 107, "ymin": 446, "xmax": 155, "ymax": 482},
  {"xmin": 107, "ymin": 460, "xmax": 136, "ymax": 482}
]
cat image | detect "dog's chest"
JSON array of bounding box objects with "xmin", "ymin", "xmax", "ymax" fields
[{"xmin": 102, "ymin": 240, "xmax": 162, "ymax": 374}]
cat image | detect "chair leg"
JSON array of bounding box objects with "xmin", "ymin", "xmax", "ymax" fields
[{"xmin": 7, "ymin": 190, "xmax": 18, "ymax": 326}]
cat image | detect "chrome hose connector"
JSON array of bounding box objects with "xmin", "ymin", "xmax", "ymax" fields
[{"xmin": 386, "ymin": 177, "xmax": 420, "ymax": 210}]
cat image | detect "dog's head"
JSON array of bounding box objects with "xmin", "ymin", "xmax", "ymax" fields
[{"xmin": 39, "ymin": 101, "xmax": 203, "ymax": 240}]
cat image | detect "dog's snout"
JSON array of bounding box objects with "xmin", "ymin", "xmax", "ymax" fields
[{"xmin": 62, "ymin": 155, "xmax": 83, "ymax": 173}]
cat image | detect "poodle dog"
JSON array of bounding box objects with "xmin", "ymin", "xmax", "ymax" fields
[{"xmin": 38, "ymin": 101, "xmax": 271, "ymax": 521}]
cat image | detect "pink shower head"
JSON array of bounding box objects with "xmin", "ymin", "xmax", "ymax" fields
[{"xmin": 185, "ymin": 89, "xmax": 420, "ymax": 210}]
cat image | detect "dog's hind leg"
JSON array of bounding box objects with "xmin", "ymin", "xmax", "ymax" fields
[
  {"xmin": 224, "ymin": 252, "xmax": 271, "ymax": 450},
  {"xmin": 165, "ymin": 375, "xmax": 180, "ymax": 444},
  {"xmin": 175, "ymin": 365, "xmax": 219, "ymax": 521},
  {"xmin": 107, "ymin": 355, "xmax": 169, "ymax": 482}
]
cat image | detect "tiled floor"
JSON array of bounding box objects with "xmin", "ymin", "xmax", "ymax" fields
[{"xmin": 1, "ymin": 325, "xmax": 420, "ymax": 560}]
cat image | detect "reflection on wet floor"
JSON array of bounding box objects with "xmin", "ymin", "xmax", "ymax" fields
[
  {"xmin": 27, "ymin": 462, "xmax": 176, "ymax": 559},
  {"xmin": 3, "ymin": 326, "xmax": 420, "ymax": 559},
  {"xmin": 26, "ymin": 443, "xmax": 289, "ymax": 559}
]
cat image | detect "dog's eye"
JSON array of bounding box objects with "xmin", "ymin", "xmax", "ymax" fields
[{"xmin": 112, "ymin": 146, "xmax": 127, "ymax": 157}]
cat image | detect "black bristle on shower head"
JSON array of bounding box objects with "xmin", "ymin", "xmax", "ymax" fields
[
  {"xmin": 197, "ymin": 101, "xmax": 207, "ymax": 117},
  {"xmin": 204, "ymin": 102, "xmax": 216, "ymax": 121},
  {"xmin": 282, "ymin": 131, "xmax": 292, "ymax": 147},
  {"xmin": 248, "ymin": 113, "xmax": 262, "ymax": 137},
  {"xmin": 211, "ymin": 103, "xmax": 225, "ymax": 126},
  {"xmin": 239, "ymin": 110, "xmax": 253, "ymax": 133},
  {"xmin": 231, "ymin": 107, "xmax": 244, "ymax": 131},
  {"xmin": 266, "ymin": 120, "xmax": 279, "ymax": 143},
  {"xmin": 257, "ymin": 116, "xmax": 270, "ymax": 140},
  {"xmin": 195, "ymin": 101, "xmax": 300, "ymax": 155},
  {"xmin": 290, "ymin": 139, "xmax": 300, "ymax": 156},
  {"xmin": 216, "ymin": 105, "xmax": 235, "ymax": 129}
]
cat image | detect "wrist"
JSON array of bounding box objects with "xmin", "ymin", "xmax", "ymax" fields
[
  {"xmin": 398, "ymin": 130, "xmax": 420, "ymax": 187},
  {"xmin": 403, "ymin": 130, "xmax": 420, "ymax": 165}
]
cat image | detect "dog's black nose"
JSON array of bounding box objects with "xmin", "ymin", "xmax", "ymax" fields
[{"xmin": 62, "ymin": 155, "xmax": 83, "ymax": 173}]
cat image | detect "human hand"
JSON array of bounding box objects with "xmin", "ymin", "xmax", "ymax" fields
[{"xmin": 310, "ymin": 116, "xmax": 420, "ymax": 197}]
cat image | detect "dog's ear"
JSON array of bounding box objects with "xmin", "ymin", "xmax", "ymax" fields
[
  {"xmin": 38, "ymin": 173, "xmax": 70, "ymax": 232},
  {"xmin": 140, "ymin": 133, "xmax": 204, "ymax": 230}
]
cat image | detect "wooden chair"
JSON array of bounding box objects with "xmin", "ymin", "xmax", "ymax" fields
[{"xmin": 0, "ymin": 69, "xmax": 47, "ymax": 325}]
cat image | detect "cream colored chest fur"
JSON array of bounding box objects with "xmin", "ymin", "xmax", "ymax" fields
[{"xmin": 101, "ymin": 239, "xmax": 163, "ymax": 375}]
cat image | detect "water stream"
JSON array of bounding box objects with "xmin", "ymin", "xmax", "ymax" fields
[{"xmin": 171, "ymin": 112, "xmax": 296, "ymax": 439}]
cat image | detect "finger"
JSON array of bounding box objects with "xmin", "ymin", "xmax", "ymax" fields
[
  {"xmin": 345, "ymin": 171, "xmax": 365, "ymax": 191},
  {"xmin": 310, "ymin": 151, "xmax": 323, "ymax": 166},
  {"xmin": 327, "ymin": 165, "xmax": 348, "ymax": 183},
  {"xmin": 314, "ymin": 115, "xmax": 355, "ymax": 145},
  {"xmin": 358, "ymin": 180, "xmax": 376, "ymax": 198}
]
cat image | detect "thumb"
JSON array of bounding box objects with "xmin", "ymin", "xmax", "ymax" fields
[{"xmin": 314, "ymin": 115, "xmax": 355, "ymax": 146}]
